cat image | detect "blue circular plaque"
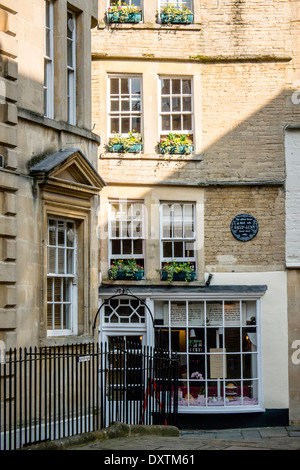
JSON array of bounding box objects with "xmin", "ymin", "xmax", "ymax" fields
[{"xmin": 230, "ymin": 214, "xmax": 259, "ymax": 242}]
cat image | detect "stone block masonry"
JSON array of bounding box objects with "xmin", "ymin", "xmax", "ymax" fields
[{"xmin": 204, "ymin": 185, "xmax": 285, "ymax": 272}]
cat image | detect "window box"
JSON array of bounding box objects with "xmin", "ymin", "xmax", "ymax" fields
[
  {"xmin": 107, "ymin": 11, "xmax": 142, "ymax": 23},
  {"xmin": 108, "ymin": 143, "xmax": 142, "ymax": 153},
  {"xmin": 160, "ymin": 262, "xmax": 196, "ymax": 283},
  {"xmin": 159, "ymin": 133, "xmax": 193, "ymax": 155},
  {"xmin": 160, "ymin": 12, "xmax": 194, "ymax": 24},
  {"xmin": 109, "ymin": 258, "xmax": 144, "ymax": 280},
  {"xmin": 160, "ymin": 144, "xmax": 193, "ymax": 155},
  {"xmin": 108, "ymin": 131, "xmax": 143, "ymax": 154},
  {"xmin": 161, "ymin": 270, "xmax": 196, "ymax": 282},
  {"xmin": 109, "ymin": 269, "xmax": 144, "ymax": 280}
]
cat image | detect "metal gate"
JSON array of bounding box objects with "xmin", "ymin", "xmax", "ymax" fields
[{"xmin": 0, "ymin": 343, "xmax": 178, "ymax": 450}]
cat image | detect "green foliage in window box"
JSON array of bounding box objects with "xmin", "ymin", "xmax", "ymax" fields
[
  {"xmin": 159, "ymin": 133, "xmax": 193, "ymax": 155},
  {"xmin": 109, "ymin": 259, "xmax": 144, "ymax": 280},
  {"xmin": 108, "ymin": 2, "xmax": 142, "ymax": 23},
  {"xmin": 160, "ymin": 5, "xmax": 193, "ymax": 25},
  {"xmin": 160, "ymin": 262, "xmax": 196, "ymax": 284},
  {"xmin": 108, "ymin": 132, "xmax": 142, "ymax": 153}
]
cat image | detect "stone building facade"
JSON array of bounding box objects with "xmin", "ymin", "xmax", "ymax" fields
[
  {"xmin": 92, "ymin": 0, "xmax": 300, "ymax": 427},
  {"xmin": 0, "ymin": 0, "xmax": 104, "ymax": 350}
]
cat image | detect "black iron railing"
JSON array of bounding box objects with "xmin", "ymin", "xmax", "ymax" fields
[{"xmin": 0, "ymin": 343, "xmax": 178, "ymax": 450}]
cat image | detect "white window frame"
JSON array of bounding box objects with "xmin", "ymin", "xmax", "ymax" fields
[
  {"xmin": 108, "ymin": 74, "xmax": 142, "ymax": 137},
  {"xmin": 160, "ymin": 202, "xmax": 196, "ymax": 268},
  {"xmin": 67, "ymin": 9, "xmax": 76, "ymax": 126},
  {"xmin": 159, "ymin": 76, "xmax": 193, "ymax": 136},
  {"xmin": 46, "ymin": 218, "xmax": 78, "ymax": 336},
  {"xmin": 108, "ymin": 199, "xmax": 145, "ymax": 266},
  {"xmin": 44, "ymin": 0, "xmax": 54, "ymax": 119}
]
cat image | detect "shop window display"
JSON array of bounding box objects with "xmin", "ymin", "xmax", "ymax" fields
[{"xmin": 154, "ymin": 299, "xmax": 260, "ymax": 409}]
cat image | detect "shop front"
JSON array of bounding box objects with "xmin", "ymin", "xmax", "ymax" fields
[{"xmin": 97, "ymin": 279, "xmax": 289, "ymax": 428}]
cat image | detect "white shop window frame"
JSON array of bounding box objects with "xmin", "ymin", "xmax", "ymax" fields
[
  {"xmin": 97, "ymin": 292, "xmax": 264, "ymax": 414},
  {"xmin": 107, "ymin": 74, "xmax": 143, "ymax": 138},
  {"xmin": 67, "ymin": 9, "xmax": 76, "ymax": 126},
  {"xmin": 158, "ymin": 75, "xmax": 194, "ymax": 137},
  {"xmin": 152, "ymin": 296, "xmax": 264, "ymax": 413},
  {"xmin": 46, "ymin": 218, "xmax": 78, "ymax": 337},
  {"xmin": 44, "ymin": 0, "xmax": 54, "ymax": 119},
  {"xmin": 108, "ymin": 199, "xmax": 146, "ymax": 268},
  {"xmin": 159, "ymin": 201, "xmax": 197, "ymax": 268}
]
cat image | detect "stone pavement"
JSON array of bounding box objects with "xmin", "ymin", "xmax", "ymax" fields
[{"xmin": 67, "ymin": 425, "xmax": 300, "ymax": 452}]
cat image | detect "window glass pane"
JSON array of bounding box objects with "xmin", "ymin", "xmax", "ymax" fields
[
  {"xmin": 173, "ymin": 204, "xmax": 183, "ymax": 237},
  {"xmin": 47, "ymin": 278, "xmax": 53, "ymax": 302},
  {"xmin": 155, "ymin": 328, "xmax": 169, "ymax": 350},
  {"xmin": 133, "ymin": 239, "xmax": 143, "ymax": 254},
  {"xmin": 67, "ymin": 225, "xmax": 75, "ymax": 247},
  {"xmin": 121, "ymin": 117, "xmax": 130, "ymax": 133},
  {"xmin": 161, "ymin": 115, "xmax": 170, "ymax": 131},
  {"xmin": 132, "ymin": 203, "xmax": 142, "ymax": 220},
  {"xmin": 183, "ymin": 96, "xmax": 192, "ymax": 111},
  {"xmin": 66, "ymin": 248, "xmax": 74, "ymax": 274},
  {"xmin": 48, "ymin": 226, "xmax": 56, "ymax": 246},
  {"xmin": 224, "ymin": 328, "xmax": 240, "ymax": 352},
  {"xmin": 162, "ymin": 97, "xmax": 170, "ymax": 112},
  {"xmin": 161, "ymin": 79, "xmax": 170, "ymax": 94},
  {"xmin": 163, "ymin": 241, "xmax": 172, "ymax": 258},
  {"xmin": 121, "ymin": 78, "xmax": 129, "ymax": 94},
  {"xmin": 57, "ymin": 248, "xmax": 65, "ymax": 274},
  {"xmin": 48, "ymin": 247, "xmax": 56, "ymax": 273},
  {"xmin": 131, "ymin": 99, "xmax": 140, "ymax": 112},
  {"xmin": 57, "ymin": 227, "xmax": 65, "ymax": 246},
  {"xmin": 188, "ymin": 327, "xmax": 204, "ymax": 351},
  {"xmin": 111, "ymin": 239, "xmax": 121, "ymax": 255},
  {"xmin": 170, "ymin": 302, "xmax": 186, "ymax": 326},
  {"xmin": 184, "ymin": 242, "xmax": 195, "ymax": 258},
  {"xmin": 67, "ymin": 39, "xmax": 73, "ymax": 67},
  {"xmin": 121, "ymin": 99, "xmax": 130, "ymax": 111},
  {"xmin": 243, "ymin": 354, "xmax": 258, "ymax": 379},
  {"xmin": 111, "ymin": 221, "xmax": 120, "ymax": 238},
  {"xmin": 172, "ymin": 79, "xmax": 181, "ymax": 94},
  {"xmin": 174, "ymin": 241, "xmax": 183, "ymax": 258},
  {"xmin": 183, "ymin": 114, "xmax": 191, "ymax": 130},
  {"xmin": 227, "ymin": 354, "xmax": 241, "ymax": 380},
  {"xmin": 182, "ymin": 79, "xmax": 191, "ymax": 94},
  {"xmin": 188, "ymin": 303, "xmax": 204, "ymax": 327},
  {"xmin": 132, "ymin": 116, "xmax": 141, "ymax": 132},
  {"xmin": 172, "ymin": 114, "xmax": 181, "ymax": 131},
  {"xmin": 131, "ymin": 77, "xmax": 141, "ymax": 95},
  {"xmin": 111, "ymin": 118, "xmax": 119, "ymax": 133},
  {"xmin": 172, "ymin": 97, "xmax": 181, "ymax": 112},
  {"xmin": 54, "ymin": 303, "xmax": 61, "ymax": 329},
  {"xmin": 110, "ymin": 78, "xmax": 119, "ymax": 95},
  {"xmin": 206, "ymin": 302, "xmax": 223, "ymax": 326},
  {"xmin": 133, "ymin": 221, "xmax": 142, "ymax": 237},
  {"xmin": 171, "ymin": 329, "xmax": 186, "ymax": 352},
  {"xmin": 178, "ymin": 354, "xmax": 188, "ymax": 381},
  {"xmin": 224, "ymin": 301, "xmax": 240, "ymax": 326},
  {"xmin": 122, "ymin": 239, "xmax": 132, "ymax": 254},
  {"xmin": 110, "ymin": 99, "xmax": 119, "ymax": 112}
]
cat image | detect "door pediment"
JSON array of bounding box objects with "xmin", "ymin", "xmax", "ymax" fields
[{"xmin": 29, "ymin": 148, "xmax": 106, "ymax": 196}]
